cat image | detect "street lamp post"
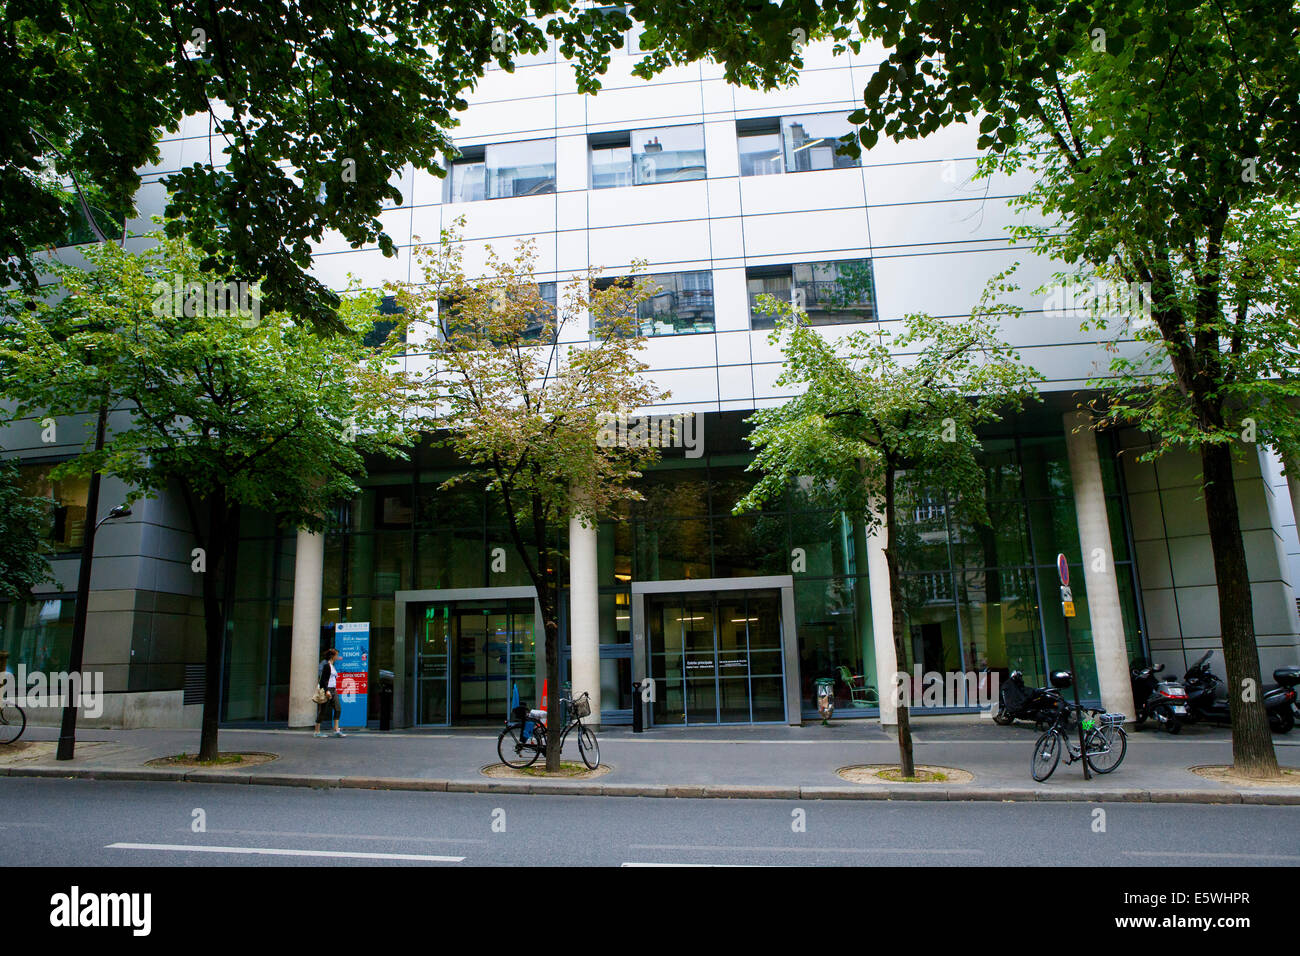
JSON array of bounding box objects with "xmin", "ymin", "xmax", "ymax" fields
[{"xmin": 55, "ymin": 406, "xmax": 131, "ymax": 762}]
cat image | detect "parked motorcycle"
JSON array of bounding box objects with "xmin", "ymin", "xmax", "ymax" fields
[
  {"xmin": 1182, "ymin": 650, "xmax": 1298, "ymax": 733},
  {"xmin": 994, "ymin": 670, "xmax": 1067, "ymax": 729},
  {"xmin": 1129, "ymin": 659, "xmax": 1189, "ymax": 733}
]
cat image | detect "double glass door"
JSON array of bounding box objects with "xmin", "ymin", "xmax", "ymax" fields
[
  {"xmin": 415, "ymin": 601, "xmax": 536, "ymax": 725},
  {"xmin": 647, "ymin": 589, "xmax": 786, "ymax": 724}
]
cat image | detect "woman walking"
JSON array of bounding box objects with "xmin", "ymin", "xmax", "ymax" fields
[{"xmin": 314, "ymin": 648, "xmax": 345, "ymax": 738}]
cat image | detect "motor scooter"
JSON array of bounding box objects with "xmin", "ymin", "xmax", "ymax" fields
[
  {"xmin": 994, "ymin": 670, "xmax": 1066, "ymax": 729},
  {"xmin": 1129, "ymin": 659, "xmax": 1188, "ymax": 733},
  {"xmin": 1182, "ymin": 650, "xmax": 1297, "ymax": 733}
]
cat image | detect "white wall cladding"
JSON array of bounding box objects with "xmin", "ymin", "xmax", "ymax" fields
[{"xmin": 122, "ymin": 35, "xmax": 1152, "ymax": 416}]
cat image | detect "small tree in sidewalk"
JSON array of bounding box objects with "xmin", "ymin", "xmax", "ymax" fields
[
  {"xmin": 734, "ymin": 282, "xmax": 1038, "ymax": 776},
  {"xmin": 0, "ymin": 233, "xmax": 413, "ymax": 760},
  {"xmin": 388, "ymin": 224, "xmax": 665, "ymax": 770}
]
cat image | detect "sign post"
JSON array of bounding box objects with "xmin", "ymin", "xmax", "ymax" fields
[
  {"xmin": 1057, "ymin": 555, "xmax": 1090, "ymax": 779},
  {"xmin": 334, "ymin": 621, "xmax": 371, "ymax": 729}
]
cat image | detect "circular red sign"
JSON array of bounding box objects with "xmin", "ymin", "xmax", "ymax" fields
[{"xmin": 1057, "ymin": 554, "xmax": 1069, "ymax": 587}]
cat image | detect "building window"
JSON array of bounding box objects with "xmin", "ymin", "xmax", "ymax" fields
[
  {"xmin": 747, "ymin": 259, "xmax": 877, "ymax": 329},
  {"xmin": 438, "ymin": 282, "xmax": 557, "ymax": 343},
  {"xmin": 15, "ymin": 462, "xmax": 88, "ymax": 553},
  {"xmin": 592, "ymin": 271, "xmax": 714, "ymax": 336},
  {"xmin": 443, "ymin": 139, "xmax": 556, "ymax": 202},
  {"xmin": 737, "ymin": 120, "xmax": 784, "ymax": 177},
  {"xmin": 738, "ymin": 112, "xmax": 861, "ymax": 177},
  {"xmin": 589, "ymin": 125, "xmax": 706, "ymax": 188},
  {"xmin": 363, "ymin": 294, "xmax": 406, "ymax": 350}
]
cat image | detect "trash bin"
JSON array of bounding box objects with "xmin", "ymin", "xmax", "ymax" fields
[
  {"xmin": 377, "ymin": 669, "xmax": 394, "ymax": 731},
  {"xmin": 815, "ymin": 678, "xmax": 835, "ymax": 723}
]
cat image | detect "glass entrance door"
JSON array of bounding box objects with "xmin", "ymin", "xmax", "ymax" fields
[
  {"xmin": 647, "ymin": 589, "xmax": 785, "ymax": 725},
  {"xmin": 415, "ymin": 600, "xmax": 536, "ymax": 726}
]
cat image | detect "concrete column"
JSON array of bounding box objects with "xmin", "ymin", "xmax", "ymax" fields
[
  {"xmin": 1284, "ymin": 452, "xmax": 1300, "ymax": 556},
  {"xmin": 568, "ymin": 514, "xmax": 601, "ymax": 726},
  {"xmin": 1063, "ymin": 409, "xmax": 1136, "ymax": 720},
  {"xmin": 288, "ymin": 529, "xmax": 325, "ymax": 728},
  {"xmin": 865, "ymin": 503, "xmax": 898, "ymax": 727}
]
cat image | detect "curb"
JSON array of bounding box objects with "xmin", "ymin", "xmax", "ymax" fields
[{"xmin": 0, "ymin": 765, "xmax": 1289, "ymax": 804}]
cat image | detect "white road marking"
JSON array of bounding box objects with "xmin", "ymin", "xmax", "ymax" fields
[
  {"xmin": 107, "ymin": 842, "xmax": 464, "ymax": 862},
  {"xmin": 207, "ymin": 828, "xmax": 486, "ymax": 845},
  {"xmin": 629, "ymin": 843, "xmax": 981, "ymax": 855}
]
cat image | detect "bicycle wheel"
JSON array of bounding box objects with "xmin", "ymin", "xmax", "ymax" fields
[
  {"xmin": 577, "ymin": 725, "xmax": 600, "ymax": 770},
  {"xmin": 1031, "ymin": 731, "xmax": 1062, "ymax": 782},
  {"xmin": 0, "ymin": 705, "xmax": 25, "ymax": 745},
  {"xmin": 1085, "ymin": 725, "xmax": 1127, "ymax": 774},
  {"xmin": 497, "ymin": 722, "xmax": 540, "ymax": 768}
]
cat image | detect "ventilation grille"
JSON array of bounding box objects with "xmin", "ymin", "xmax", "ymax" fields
[{"xmin": 183, "ymin": 664, "xmax": 206, "ymax": 706}]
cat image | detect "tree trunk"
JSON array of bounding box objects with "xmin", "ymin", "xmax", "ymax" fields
[
  {"xmin": 197, "ymin": 492, "xmax": 231, "ymax": 763},
  {"xmin": 883, "ymin": 467, "xmax": 916, "ymax": 777},
  {"xmin": 1200, "ymin": 442, "xmax": 1279, "ymax": 777},
  {"xmin": 540, "ymin": 579, "xmax": 561, "ymax": 772}
]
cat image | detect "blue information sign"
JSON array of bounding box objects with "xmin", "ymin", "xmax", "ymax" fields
[{"xmin": 334, "ymin": 621, "xmax": 370, "ymax": 728}]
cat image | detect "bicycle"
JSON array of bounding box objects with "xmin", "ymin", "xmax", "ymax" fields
[
  {"xmin": 1030, "ymin": 701, "xmax": 1127, "ymax": 782},
  {"xmin": 497, "ymin": 690, "xmax": 600, "ymax": 770},
  {"xmin": 0, "ymin": 699, "xmax": 25, "ymax": 745}
]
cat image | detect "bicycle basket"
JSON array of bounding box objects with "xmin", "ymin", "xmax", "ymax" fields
[
  {"xmin": 570, "ymin": 696, "xmax": 591, "ymax": 718},
  {"xmin": 1098, "ymin": 712, "xmax": 1126, "ymax": 725},
  {"xmin": 511, "ymin": 705, "xmax": 530, "ymax": 721}
]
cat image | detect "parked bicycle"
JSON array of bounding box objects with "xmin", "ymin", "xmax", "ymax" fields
[
  {"xmin": 497, "ymin": 690, "xmax": 600, "ymax": 770},
  {"xmin": 0, "ymin": 698, "xmax": 25, "ymax": 745},
  {"xmin": 1030, "ymin": 699, "xmax": 1127, "ymax": 782}
]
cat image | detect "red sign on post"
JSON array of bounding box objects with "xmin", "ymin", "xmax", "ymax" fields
[{"xmin": 1057, "ymin": 553, "xmax": 1069, "ymax": 587}]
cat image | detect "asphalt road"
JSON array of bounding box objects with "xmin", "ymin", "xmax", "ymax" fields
[{"xmin": 1, "ymin": 778, "xmax": 1297, "ymax": 867}]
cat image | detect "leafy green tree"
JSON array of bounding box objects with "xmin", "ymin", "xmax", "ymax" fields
[
  {"xmin": 735, "ymin": 286, "xmax": 1038, "ymax": 775},
  {"xmin": 389, "ymin": 225, "xmax": 664, "ymax": 770},
  {"xmin": 0, "ymin": 232, "xmax": 413, "ymax": 759},
  {"xmin": 0, "ymin": 457, "xmax": 54, "ymax": 603},
  {"xmin": 1, "ymin": 0, "xmax": 633, "ymax": 331}
]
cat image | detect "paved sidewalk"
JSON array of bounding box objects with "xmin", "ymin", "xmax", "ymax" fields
[{"xmin": 3, "ymin": 719, "xmax": 1299, "ymax": 804}]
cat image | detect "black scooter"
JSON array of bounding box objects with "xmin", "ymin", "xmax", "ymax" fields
[
  {"xmin": 1182, "ymin": 650, "xmax": 1298, "ymax": 733},
  {"xmin": 1129, "ymin": 659, "xmax": 1188, "ymax": 733},
  {"xmin": 994, "ymin": 670, "xmax": 1064, "ymax": 729}
]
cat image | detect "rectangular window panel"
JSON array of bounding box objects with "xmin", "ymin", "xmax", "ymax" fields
[
  {"xmin": 486, "ymin": 139, "xmax": 556, "ymax": 198},
  {"xmin": 632, "ymin": 125, "xmax": 706, "ymax": 184},
  {"xmin": 17, "ymin": 463, "xmax": 88, "ymax": 552},
  {"xmin": 746, "ymin": 270, "xmax": 792, "ymax": 329},
  {"xmin": 636, "ymin": 271, "xmax": 714, "ymax": 334},
  {"xmin": 793, "ymin": 259, "xmax": 877, "ymax": 325},
  {"xmin": 591, "ymin": 144, "xmax": 632, "ymax": 189},
  {"xmin": 445, "ymin": 159, "xmax": 486, "ymax": 203},
  {"xmin": 738, "ymin": 130, "xmax": 784, "ymax": 177},
  {"xmin": 781, "ymin": 112, "xmax": 861, "ymax": 172}
]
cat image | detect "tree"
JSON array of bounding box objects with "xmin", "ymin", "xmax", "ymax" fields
[
  {"xmin": 734, "ymin": 285, "xmax": 1038, "ymax": 776},
  {"xmin": 389, "ymin": 224, "xmax": 664, "ymax": 770},
  {"xmin": 0, "ymin": 457, "xmax": 54, "ymax": 603},
  {"xmin": 1, "ymin": 0, "xmax": 634, "ymax": 331},
  {"xmin": 0, "ymin": 232, "xmax": 413, "ymax": 760}
]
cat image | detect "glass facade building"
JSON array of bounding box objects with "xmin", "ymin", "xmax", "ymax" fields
[{"xmin": 221, "ymin": 413, "xmax": 1147, "ymax": 726}]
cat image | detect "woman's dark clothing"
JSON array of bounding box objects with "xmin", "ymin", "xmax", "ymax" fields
[{"xmin": 317, "ymin": 660, "xmax": 339, "ymax": 723}]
